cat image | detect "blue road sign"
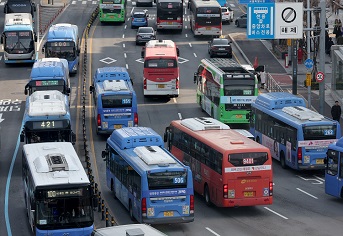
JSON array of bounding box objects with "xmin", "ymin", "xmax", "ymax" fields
[
  {"xmin": 239, "ymin": 0, "xmax": 274, "ymax": 4},
  {"xmin": 304, "ymin": 58, "xmax": 314, "ymax": 69},
  {"xmin": 247, "ymin": 3, "xmax": 275, "ymax": 39}
]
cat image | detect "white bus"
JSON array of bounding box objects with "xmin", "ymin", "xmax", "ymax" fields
[
  {"xmin": 22, "ymin": 142, "xmax": 94, "ymax": 235},
  {"xmin": 1, "ymin": 13, "xmax": 37, "ymax": 63},
  {"xmin": 93, "ymin": 224, "xmax": 167, "ymax": 236}
]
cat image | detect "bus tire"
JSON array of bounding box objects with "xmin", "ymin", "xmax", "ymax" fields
[
  {"xmin": 280, "ymin": 152, "xmax": 287, "ymax": 169},
  {"xmin": 211, "ymin": 108, "xmax": 214, "ymax": 118},
  {"xmin": 129, "ymin": 200, "xmax": 135, "ymax": 221},
  {"xmin": 340, "ymin": 188, "xmax": 343, "ymax": 198},
  {"xmin": 199, "ymin": 97, "xmax": 204, "ymax": 112},
  {"xmin": 204, "ymin": 185, "xmax": 211, "ymax": 206}
]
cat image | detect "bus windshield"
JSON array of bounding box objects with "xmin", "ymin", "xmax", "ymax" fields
[
  {"xmin": 28, "ymin": 80, "xmax": 66, "ymax": 94},
  {"xmin": 229, "ymin": 152, "xmax": 268, "ymax": 166},
  {"xmin": 144, "ymin": 59, "xmax": 177, "ymax": 68},
  {"xmin": 36, "ymin": 189, "xmax": 93, "ymax": 229},
  {"xmin": 101, "ymin": 95, "xmax": 133, "ymax": 108},
  {"xmin": 303, "ymin": 125, "xmax": 337, "ymax": 140},
  {"xmin": 148, "ymin": 171, "xmax": 187, "ymax": 190},
  {"xmin": 45, "ymin": 43, "xmax": 76, "ymax": 61},
  {"xmin": 4, "ymin": 31, "xmax": 33, "ymax": 53}
]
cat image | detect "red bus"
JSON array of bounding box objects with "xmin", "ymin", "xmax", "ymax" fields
[
  {"xmin": 164, "ymin": 117, "xmax": 273, "ymax": 207},
  {"xmin": 189, "ymin": 0, "xmax": 222, "ymax": 36},
  {"xmin": 156, "ymin": 0, "xmax": 183, "ymax": 32},
  {"xmin": 141, "ymin": 39, "xmax": 180, "ymax": 97}
]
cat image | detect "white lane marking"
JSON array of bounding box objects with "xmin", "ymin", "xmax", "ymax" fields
[
  {"xmin": 71, "ymin": 0, "xmax": 76, "ymax": 4},
  {"xmin": 92, "ymin": 1, "xmax": 97, "ymax": 4},
  {"xmin": 264, "ymin": 207, "xmax": 288, "ymax": 219},
  {"xmin": 314, "ymin": 175, "xmax": 325, "ymax": 182},
  {"xmin": 193, "ymin": 53, "xmax": 197, "ymax": 57},
  {"xmin": 185, "ymin": 34, "xmax": 188, "ymax": 37},
  {"xmin": 124, "ymin": 25, "xmax": 127, "ymax": 29},
  {"xmin": 172, "ymin": 98, "xmax": 177, "ymax": 103},
  {"xmin": 296, "ymin": 175, "xmax": 323, "ymax": 184},
  {"xmin": 205, "ymin": 227, "xmax": 221, "ymax": 236},
  {"xmin": 123, "ymin": 43, "xmax": 126, "ymax": 48},
  {"xmin": 126, "ymin": 64, "xmax": 129, "ymax": 69},
  {"xmin": 124, "ymin": 53, "xmax": 127, "ymax": 58},
  {"xmin": 189, "ymin": 43, "xmax": 192, "ymax": 47},
  {"xmin": 122, "ymin": 34, "xmax": 125, "ymax": 38},
  {"xmin": 0, "ymin": 56, "xmax": 2, "ymax": 61},
  {"xmin": 296, "ymin": 188, "xmax": 318, "ymax": 199},
  {"xmin": 185, "ymin": 25, "xmax": 188, "ymax": 29},
  {"xmin": 82, "ymin": 1, "xmax": 86, "ymax": 4},
  {"xmin": 131, "ymin": 7, "xmax": 134, "ymax": 14}
]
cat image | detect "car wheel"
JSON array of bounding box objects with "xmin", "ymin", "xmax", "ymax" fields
[
  {"xmin": 237, "ymin": 21, "xmax": 240, "ymax": 28},
  {"xmin": 129, "ymin": 200, "xmax": 135, "ymax": 221},
  {"xmin": 228, "ymin": 54, "xmax": 233, "ymax": 58},
  {"xmin": 280, "ymin": 152, "xmax": 287, "ymax": 169},
  {"xmin": 210, "ymin": 52, "xmax": 213, "ymax": 58},
  {"xmin": 204, "ymin": 185, "xmax": 211, "ymax": 206}
]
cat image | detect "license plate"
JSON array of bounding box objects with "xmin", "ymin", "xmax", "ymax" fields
[
  {"xmin": 114, "ymin": 125, "xmax": 122, "ymax": 129},
  {"xmin": 244, "ymin": 191, "xmax": 254, "ymax": 197},
  {"xmin": 168, "ymin": 22, "xmax": 172, "ymax": 24},
  {"xmin": 235, "ymin": 115, "xmax": 243, "ymax": 118},
  {"xmin": 158, "ymin": 84, "xmax": 165, "ymax": 88},
  {"xmin": 206, "ymin": 27, "xmax": 211, "ymax": 30},
  {"xmin": 164, "ymin": 211, "xmax": 174, "ymax": 217},
  {"xmin": 219, "ymin": 48, "xmax": 225, "ymax": 50},
  {"xmin": 110, "ymin": 15, "xmax": 114, "ymax": 18},
  {"xmin": 316, "ymin": 159, "xmax": 324, "ymax": 164}
]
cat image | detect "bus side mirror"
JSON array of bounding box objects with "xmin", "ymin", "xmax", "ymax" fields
[
  {"xmin": 34, "ymin": 34, "xmax": 37, "ymax": 42},
  {"xmin": 77, "ymin": 48, "xmax": 80, "ymax": 55},
  {"xmin": 42, "ymin": 47, "xmax": 45, "ymax": 53},
  {"xmin": 324, "ymin": 157, "xmax": 327, "ymax": 165},
  {"xmin": 194, "ymin": 72, "xmax": 199, "ymax": 84},
  {"xmin": 71, "ymin": 132, "xmax": 76, "ymax": 144},
  {"xmin": 32, "ymin": 3, "xmax": 36, "ymax": 12},
  {"xmin": 141, "ymin": 47, "xmax": 145, "ymax": 58},
  {"xmin": 102, "ymin": 150, "xmax": 109, "ymax": 160},
  {"xmin": 24, "ymin": 84, "xmax": 29, "ymax": 95},
  {"xmin": 90, "ymin": 85, "xmax": 94, "ymax": 93},
  {"xmin": 176, "ymin": 48, "xmax": 180, "ymax": 56},
  {"xmin": 20, "ymin": 132, "xmax": 25, "ymax": 142},
  {"xmin": 67, "ymin": 88, "xmax": 71, "ymax": 94}
]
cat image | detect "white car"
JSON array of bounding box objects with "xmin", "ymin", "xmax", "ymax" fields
[{"xmin": 221, "ymin": 7, "xmax": 234, "ymax": 24}]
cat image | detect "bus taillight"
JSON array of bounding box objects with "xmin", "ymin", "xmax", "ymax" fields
[
  {"xmin": 97, "ymin": 114, "xmax": 101, "ymax": 127},
  {"xmin": 176, "ymin": 78, "xmax": 179, "ymax": 89},
  {"xmin": 134, "ymin": 113, "xmax": 138, "ymax": 125},
  {"xmin": 190, "ymin": 195, "xmax": 194, "ymax": 213},
  {"xmin": 223, "ymin": 184, "xmax": 228, "ymax": 198},
  {"xmin": 269, "ymin": 182, "xmax": 273, "ymax": 196},
  {"xmin": 297, "ymin": 147, "xmax": 302, "ymax": 163},
  {"xmin": 143, "ymin": 78, "xmax": 147, "ymax": 90},
  {"xmin": 142, "ymin": 197, "xmax": 147, "ymax": 217}
]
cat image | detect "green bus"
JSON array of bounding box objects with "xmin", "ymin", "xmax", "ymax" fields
[
  {"xmin": 99, "ymin": 0, "xmax": 126, "ymax": 23},
  {"xmin": 194, "ymin": 58, "xmax": 258, "ymax": 124}
]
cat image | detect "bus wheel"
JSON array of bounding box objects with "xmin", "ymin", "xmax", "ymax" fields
[
  {"xmin": 199, "ymin": 97, "xmax": 204, "ymax": 112},
  {"xmin": 280, "ymin": 152, "xmax": 287, "ymax": 169},
  {"xmin": 204, "ymin": 185, "xmax": 211, "ymax": 206},
  {"xmin": 211, "ymin": 109, "xmax": 214, "ymax": 118},
  {"xmin": 340, "ymin": 188, "xmax": 343, "ymax": 198},
  {"xmin": 129, "ymin": 200, "xmax": 135, "ymax": 221}
]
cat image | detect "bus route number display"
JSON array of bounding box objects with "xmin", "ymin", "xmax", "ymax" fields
[
  {"xmin": 35, "ymin": 80, "xmax": 60, "ymax": 86},
  {"xmin": 173, "ymin": 177, "xmax": 185, "ymax": 184},
  {"xmin": 48, "ymin": 42, "xmax": 73, "ymax": 47},
  {"xmin": 32, "ymin": 120, "xmax": 64, "ymax": 129}
]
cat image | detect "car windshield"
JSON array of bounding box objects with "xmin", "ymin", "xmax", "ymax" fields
[
  {"xmin": 139, "ymin": 28, "xmax": 153, "ymax": 33},
  {"xmin": 213, "ymin": 39, "xmax": 229, "ymax": 45},
  {"xmin": 221, "ymin": 8, "xmax": 227, "ymax": 12},
  {"xmin": 134, "ymin": 13, "xmax": 145, "ymax": 18}
]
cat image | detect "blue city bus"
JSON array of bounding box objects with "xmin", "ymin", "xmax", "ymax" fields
[
  {"xmin": 20, "ymin": 90, "xmax": 75, "ymax": 144},
  {"xmin": 102, "ymin": 127, "xmax": 194, "ymax": 224},
  {"xmin": 325, "ymin": 137, "xmax": 343, "ymax": 198},
  {"xmin": 22, "ymin": 142, "xmax": 94, "ymax": 236},
  {"xmin": 90, "ymin": 67, "xmax": 138, "ymax": 135},
  {"xmin": 249, "ymin": 92, "xmax": 341, "ymax": 170},
  {"xmin": 24, "ymin": 60, "xmax": 70, "ymax": 96},
  {"xmin": 1, "ymin": 13, "xmax": 37, "ymax": 63},
  {"xmin": 43, "ymin": 23, "xmax": 80, "ymax": 74}
]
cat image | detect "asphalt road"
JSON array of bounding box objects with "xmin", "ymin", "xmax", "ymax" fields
[{"xmin": 0, "ymin": 0, "xmax": 343, "ymax": 236}]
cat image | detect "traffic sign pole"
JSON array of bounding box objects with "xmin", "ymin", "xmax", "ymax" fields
[{"xmin": 319, "ymin": 0, "xmax": 325, "ymax": 115}]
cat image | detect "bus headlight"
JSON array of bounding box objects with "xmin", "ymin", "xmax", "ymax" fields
[{"xmin": 102, "ymin": 122, "xmax": 108, "ymax": 129}]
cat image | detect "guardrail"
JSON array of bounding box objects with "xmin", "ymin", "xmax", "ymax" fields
[
  {"xmin": 80, "ymin": 6, "xmax": 117, "ymax": 227},
  {"xmin": 265, "ymin": 73, "xmax": 284, "ymax": 92}
]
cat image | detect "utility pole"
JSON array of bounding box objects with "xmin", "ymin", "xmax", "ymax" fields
[
  {"xmin": 319, "ymin": 0, "xmax": 325, "ymax": 115},
  {"xmin": 306, "ymin": 0, "xmax": 311, "ymax": 108},
  {"xmin": 292, "ymin": 39, "xmax": 298, "ymax": 95}
]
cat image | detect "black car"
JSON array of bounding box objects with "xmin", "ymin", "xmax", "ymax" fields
[
  {"xmin": 208, "ymin": 38, "xmax": 232, "ymax": 58},
  {"xmin": 235, "ymin": 13, "xmax": 247, "ymax": 28},
  {"xmin": 136, "ymin": 27, "xmax": 156, "ymax": 45}
]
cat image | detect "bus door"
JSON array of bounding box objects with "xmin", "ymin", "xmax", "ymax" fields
[
  {"xmin": 227, "ymin": 152, "xmax": 271, "ymax": 200},
  {"xmin": 325, "ymin": 150, "xmax": 342, "ymax": 197}
]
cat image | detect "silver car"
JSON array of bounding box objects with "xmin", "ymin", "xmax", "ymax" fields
[{"xmin": 136, "ymin": 27, "xmax": 156, "ymax": 45}]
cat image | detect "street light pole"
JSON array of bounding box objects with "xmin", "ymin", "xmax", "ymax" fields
[{"xmin": 319, "ymin": 0, "xmax": 325, "ymax": 115}]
